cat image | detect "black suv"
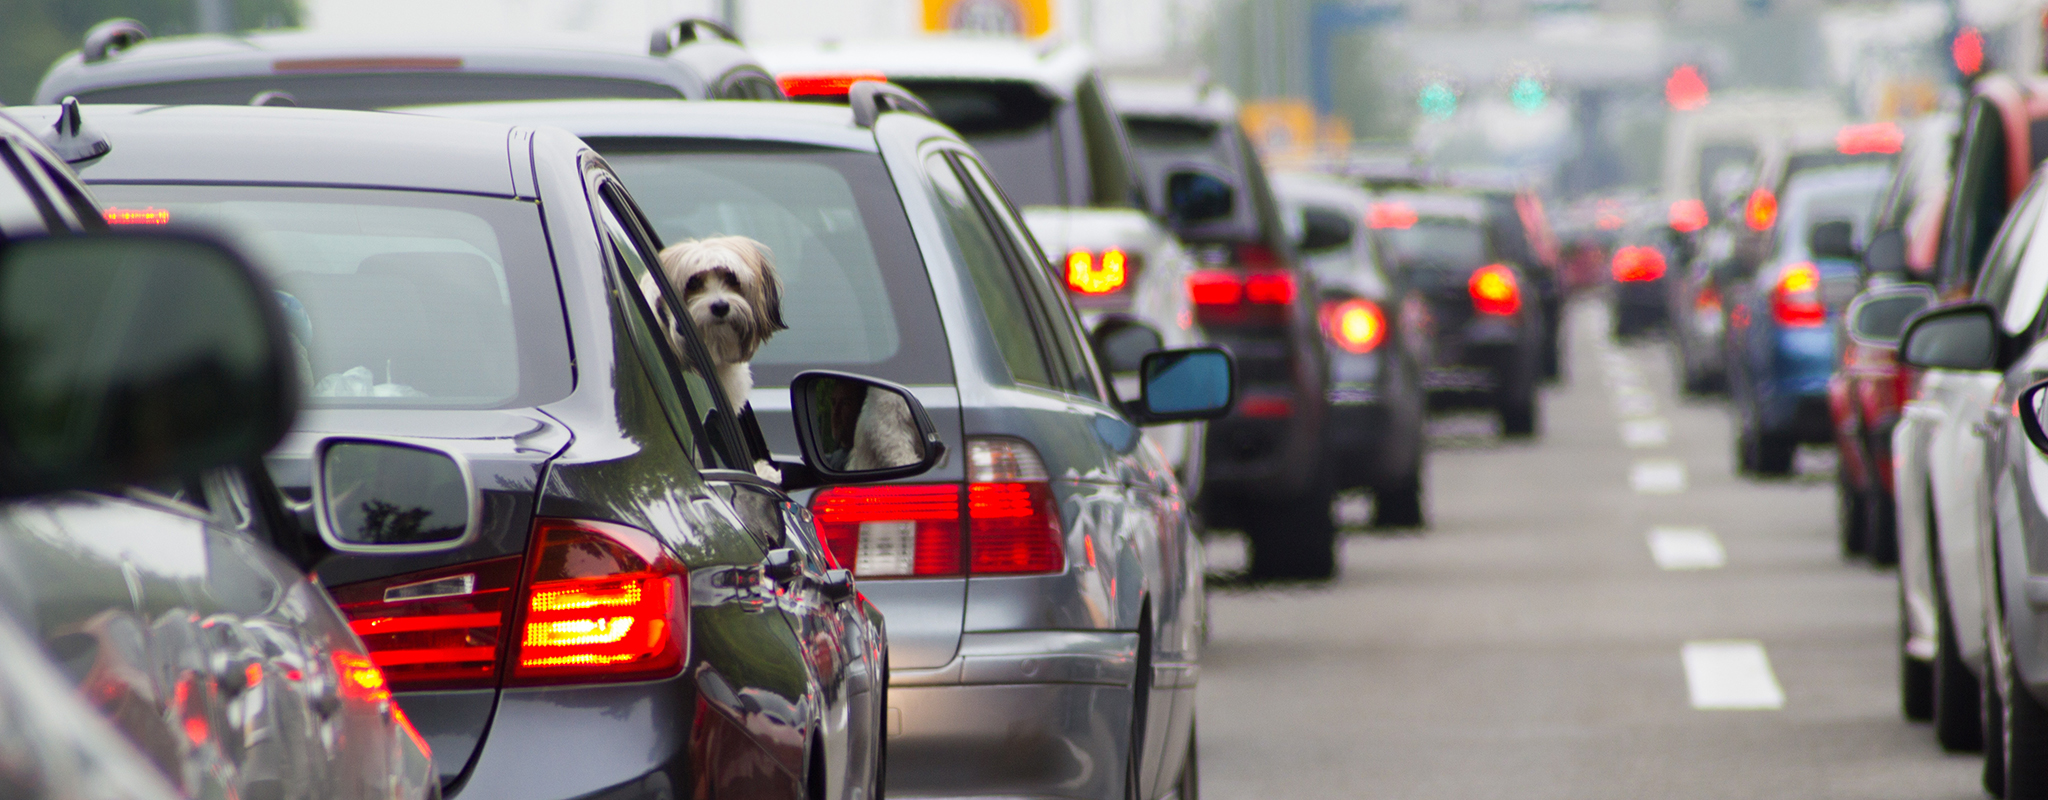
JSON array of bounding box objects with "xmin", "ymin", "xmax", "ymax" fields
[{"xmin": 1108, "ymin": 77, "xmax": 1339, "ymax": 579}]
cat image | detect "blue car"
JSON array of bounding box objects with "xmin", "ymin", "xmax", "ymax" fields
[{"xmin": 1727, "ymin": 163, "xmax": 1890, "ymax": 474}]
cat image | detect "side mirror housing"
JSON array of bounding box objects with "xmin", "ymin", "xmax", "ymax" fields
[
  {"xmin": 1299, "ymin": 206, "xmax": 1355, "ymax": 252},
  {"xmin": 1166, "ymin": 169, "xmax": 1235, "ymax": 225},
  {"xmin": 1845, "ymin": 285, "xmax": 1935, "ymax": 346},
  {"xmin": 1809, "ymin": 219, "xmax": 1857, "ymax": 260},
  {"xmin": 789, "ymin": 371, "xmax": 945, "ymax": 486},
  {"xmin": 1899, "ymin": 303, "xmax": 2003, "ymax": 371},
  {"xmin": 0, "ymin": 231, "xmax": 297, "ymax": 500},
  {"xmin": 1126, "ymin": 347, "xmax": 1235, "ymax": 426},
  {"xmin": 1862, "ymin": 227, "xmax": 1907, "ymax": 275},
  {"xmin": 1089, "ymin": 316, "xmax": 1165, "ymax": 375},
  {"xmin": 314, "ymin": 438, "xmax": 477, "ymax": 554}
]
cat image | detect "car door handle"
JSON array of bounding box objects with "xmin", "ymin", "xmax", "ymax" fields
[{"xmin": 763, "ymin": 548, "xmax": 801, "ymax": 583}]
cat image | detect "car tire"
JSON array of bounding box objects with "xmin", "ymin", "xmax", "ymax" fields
[
  {"xmin": 1752, "ymin": 430, "xmax": 1796, "ymax": 476},
  {"xmin": 1246, "ymin": 483, "xmax": 1338, "ymax": 580},
  {"xmin": 1498, "ymin": 373, "xmax": 1538, "ymax": 438},
  {"xmin": 1175, "ymin": 715, "xmax": 1199, "ymax": 800},
  {"xmin": 1838, "ymin": 467, "xmax": 1869, "ymax": 558},
  {"xmin": 2004, "ymin": 622, "xmax": 2048, "ymax": 799},
  {"xmin": 1902, "ymin": 589, "xmax": 1934, "ymax": 721},
  {"xmin": 1865, "ymin": 487, "xmax": 1899, "ymax": 565},
  {"xmin": 1933, "ymin": 532, "xmax": 1983, "ymax": 751},
  {"xmin": 1372, "ymin": 448, "xmax": 1426, "ymax": 529}
]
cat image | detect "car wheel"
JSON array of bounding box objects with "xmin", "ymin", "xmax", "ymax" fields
[
  {"xmin": 1935, "ymin": 589, "xmax": 1982, "ymax": 749},
  {"xmin": 1865, "ymin": 486, "xmax": 1899, "ymax": 565},
  {"xmin": 2003, "ymin": 621, "xmax": 2048, "ymax": 798},
  {"xmin": 1837, "ymin": 467, "xmax": 1868, "ymax": 557},
  {"xmin": 1175, "ymin": 716, "xmax": 1199, "ymax": 800},
  {"xmin": 1246, "ymin": 483, "xmax": 1338, "ymax": 580},
  {"xmin": 1752, "ymin": 430, "xmax": 1796, "ymax": 476},
  {"xmin": 1902, "ymin": 589, "xmax": 1934, "ymax": 721},
  {"xmin": 1372, "ymin": 476, "xmax": 1425, "ymax": 529},
  {"xmin": 1498, "ymin": 374, "xmax": 1538, "ymax": 438}
]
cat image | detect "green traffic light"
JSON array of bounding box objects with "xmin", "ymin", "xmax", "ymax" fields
[
  {"xmin": 1510, "ymin": 76, "xmax": 1546, "ymax": 114},
  {"xmin": 1419, "ymin": 83, "xmax": 1457, "ymax": 119}
]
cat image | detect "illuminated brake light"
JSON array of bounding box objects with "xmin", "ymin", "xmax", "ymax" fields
[
  {"xmin": 811, "ymin": 439, "xmax": 1063, "ymax": 578},
  {"xmin": 1837, "ymin": 122, "xmax": 1904, "ymax": 155},
  {"xmin": 1695, "ymin": 284, "xmax": 1721, "ymax": 310},
  {"xmin": 777, "ymin": 72, "xmax": 888, "ymax": 98},
  {"xmin": 1669, "ymin": 199, "xmax": 1708, "ymax": 233},
  {"xmin": 966, "ymin": 438, "xmax": 1062, "ymax": 575},
  {"xmin": 1067, "ymin": 250, "xmax": 1129, "ymax": 294},
  {"xmin": 335, "ymin": 556, "xmax": 521, "ymax": 691},
  {"xmin": 1320, "ymin": 298, "xmax": 1386, "ymax": 353},
  {"xmin": 103, "ymin": 207, "xmax": 168, "ymax": 225},
  {"xmin": 1746, "ymin": 187, "xmax": 1777, "ymax": 231},
  {"xmin": 1187, "ymin": 270, "xmax": 1243, "ymax": 305},
  {"xmin": 1244, "ymin": 271, "xmax": 1296, "ymax": 304},
  {"xmin": 1368, "ymin": 202, "xmax": 1418, "ymax": 229},
  {"xmin": 1468, "ymin": 263, "xmax": 1520, "ymax": 315},
  {"xmin": 1771, "ymin": 261, "xmax": 1825, "ymax": 327},
  {"xmin": 1611, "ymin": 246, "xmax": 1667, "ymax": 282},
  {"xmin": 510, "ymin": 519, "xmax": 687, "ymax": 684}
]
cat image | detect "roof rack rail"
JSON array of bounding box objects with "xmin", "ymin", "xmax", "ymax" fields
[
  {"xmin": 848, "ymin": 81, "xmax": 933, "ymax": 129},
  {"xmin": 82, "ymin": 18, "xmax": 149, "ymax": 64},
  {"xmin": 40, "ymin": 98, "xmax": 111, "ymax": 164},
  {"xmin": 649, "ymin": 17, "xmax": 740, "ymax": 56}
]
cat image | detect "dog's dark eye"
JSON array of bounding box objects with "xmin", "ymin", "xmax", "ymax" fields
[{"xmin": 684, "ymin": 274, "xmax": 707, "ymax": 293}]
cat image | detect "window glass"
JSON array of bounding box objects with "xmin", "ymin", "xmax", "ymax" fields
[
  {"xmin": 1985, "ymin": 187, "xmax": 2048, "ymax": 333},
  {"xmin": 595, "ymin": 144, "xmax": 950, "ymax": 387},
  {"xmin": 953, "ymin": 154, "xmax": 1100, "ymax": 398},
  {"xmin": 896, "ymin": 79, "xmax": 1064, "ymax": 207},
  {"xmin": 0, "ymin": 143, "xmax": 58, "ymax": 238},
  {"xmin": 1075, "ymin": 75, "xmax": 1140, "ymax": 208},
  {"xmin": 1379, "ymin": 220, "xmax": 1488, "ymax": 269},
  {"xmin": 923, "ymin": 151, "xmax": 1056, "ymax": 389},
  {"xmin": 93, "ymin": 184, "xmax": 572, "ymax": 409},
  {"xmin": 31, "ymin": 153, "xmax": 102, "ymax": 228}
]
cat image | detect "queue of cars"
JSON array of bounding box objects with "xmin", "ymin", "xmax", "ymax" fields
[{"xmin": 0, "ymin": 13, "xmax": 1526, "ymax": 800}]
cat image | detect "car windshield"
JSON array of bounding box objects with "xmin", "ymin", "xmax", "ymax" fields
[
  {"xmin": 1378, "ymin": 220, "xmax": 1487, "ymax": 269},
  {"xmin": 68, "ymin": 74, "xmax": 686, "ymax": 109},
  {"xmin": 591, "ymin": 142, "xmax": 952, "ymax": 387},
  {"xmin": 90, "ymin": 185, "xmax": 572, "ymax": 409},
  {"xmin": 1778, "ymin": 166, "xmax": 1889, "ymax": 258}
]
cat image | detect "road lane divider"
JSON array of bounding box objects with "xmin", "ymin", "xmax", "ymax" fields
[
  {"xmin": 1621, "ymin": 418, "xmax": 1669, "ymax": 448},
  {"xmin": 1630, "ymin": 459, "xmax": 1686, "ymax": 494},
  {"xmin": 1647, "ymin": 526, "xmax": 1724, "ymax": 569},
  {"xmin": 1681, "ymin": 640, "xmax": 1785, "ymax": 709}
]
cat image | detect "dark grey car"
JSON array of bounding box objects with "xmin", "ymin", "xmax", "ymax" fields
[{"xmin": 415, "ymin": 91, "xmax": 1231, "ymax": 800}]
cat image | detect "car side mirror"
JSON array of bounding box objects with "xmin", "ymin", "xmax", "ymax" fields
[
  {"xmin": 314, "ymin": 439, "xmax": 477, "ymax": 554},
  {"xmin": 1862, "ymin": 227, "xmax": 1906, "ymax": 276},
  {"xmin": 1299, "ymin": 206, "xmax": 1355, "ymax": 252},
  {"xmin": 2016, "ymin": 379, "xmax": 2048, "ymax": 454},
  {"xmin": 789, "ymin": 371, "xmax": 945, "ymax": 486},
  {"xmin": 1898, "ymin": 303, "xmax": 2003, "ymax": 371},
  {"xmin": 1166, "ymin": 169, "xmax": 1234, "ymax": 225},
  {"xmin": 1809, "ymin": 219, "xmax": 1857, "ymax": 261},
  {"xmin": 1089, "ymin": 316, "xmax": 1164, "ymax": 375},
  {"xmin": 0, "ymin": 231, "xmax": 297, "ymax": 500},
  {"xmin": 1126, "ymin": 347, "xmax": 1235, "ymax": 426},
  {"xmin": 1845, "ymin": 285, "xmax": 1935, "ymax": 346}
]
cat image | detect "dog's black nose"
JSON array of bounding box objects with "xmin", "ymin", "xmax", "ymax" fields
[{"xmin": 709, "ymin": 300, "xmax": 731, "ymax": 317}]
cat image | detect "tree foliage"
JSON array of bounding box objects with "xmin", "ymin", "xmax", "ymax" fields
[{"xmin": 0, "ymin": 0, "xmax": 301, "ymax": 105}]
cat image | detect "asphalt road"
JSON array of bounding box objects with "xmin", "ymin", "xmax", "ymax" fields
[{"xmin": 1196, "ymin": 297, "xmax": 1984, "ymax": 799}]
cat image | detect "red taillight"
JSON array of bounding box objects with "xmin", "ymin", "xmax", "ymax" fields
[
  {"xmin": 811, "ymin": 439, "xmax": 1063, "ymax": 578},
  {"xmin": 1611, "ymin": 246, "xmax": 1668, "ymax": 282},
  {"xmin": 1771, "ymin": 262, "xmax": 1825, "ymax": 327},
  {"xmin": 1669, "ymin": 199, "xmax": 1708, "ymax": 233},
  {"xmin": 1838, "ymin": 122, "xmax": 1904, "ymax": 155},
  {"xmin": 1320, "ymin": 298, "xmax": 1386, "ymax": 353},
  {"xmin": 1695, "ymin": 284, "xmax": 1721, "ymax": 310},
  {"xmin": 1066, "ymin": 250, "xmax": 1129, "ymax": 294},
  {"xmin": 776, "ymin": 71, "xmax": 887, "ymax": 98},
  {"xmin": 812, "ymin": 484, "xmax": 964, "ymax": 577},
  {"xmin": 335, "ymin": 557, "xmax": 522, "ymax": 691},
  {"xmin": 1468, "ymin": 263, "xmax": 1520, "ymax": 315},
  {"xmin": 1368, "ymin": 202, "xmax": 1418, "ymax": 229},
  {"xmin": 510, "ymin": 519, "xmax": 688, "ymax": 685},
  {"xmin": 1746, "ymin": 187, "xmax": 1778, "ymax": 231},
  {"xmin": 1244, "ymin": 271, "xmax": 1296, "ymax": 304},
  {"xmin": 1187, "ymin": 270, "xmax": 1242, "ymax": 305}
]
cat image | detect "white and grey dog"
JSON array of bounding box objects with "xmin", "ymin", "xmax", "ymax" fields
[{"xmin": 647, "ymin": 235, "xmax": 787, "ymax": 410}]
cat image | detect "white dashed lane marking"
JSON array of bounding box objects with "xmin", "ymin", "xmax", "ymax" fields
[
  {"xmin": 1621, "ymin": 418, "xmax": 1669, "ymax": 448},
  {"xmin": 1681, "ymin": 641, "xmax": 1785, "ymax": 710},
  {"xmin": 1647, "ymin": 526, "xmax": 1724, "ymax": 570},
  {"xmin": 1630, "ymin": 459, "xmax": 1687, "ymax": 494}
]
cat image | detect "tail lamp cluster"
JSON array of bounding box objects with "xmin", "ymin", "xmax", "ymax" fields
[
  {"xmin": 334, "ymin": 518, "xmax": 689, "ymax": 692},
  {"xmin": 1611, "ymin": 246, "xmax": 1667, "ymax": 282},
  {"xmin": 1468, "ymin": 264, "xmax": 1521, "ymax": 316},
  {"xmin": 1319, "ymin": 298, "xmax": 1386, "ymax": 354},
  {"xmin": 1186, "ymin": 246, "xmax": 1297, "ymax": 326},
  {"xmin": 810, "ymin": 438, "xmax": 1065, "ymax": 578},
  {"xmin": 1066, "ymin": 249, "xmax": 1134, "ymax": 295},
  {"xmin": 1771, "ymin": 262, "xmax": 1825, "ymax": 327}
]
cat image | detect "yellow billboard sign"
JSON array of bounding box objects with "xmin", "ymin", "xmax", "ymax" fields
[{"xmin": 923, "ymin": 0, "xmax": 1051, "ymax": 37}]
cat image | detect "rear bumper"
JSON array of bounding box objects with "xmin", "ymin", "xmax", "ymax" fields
[
  {"xmin": 887, "ymin": 631, "xmax": 1143, "ymax": 800},
  {"xmin": 445, "ymin": 678, "xmax": 702, "ymax": 800}
]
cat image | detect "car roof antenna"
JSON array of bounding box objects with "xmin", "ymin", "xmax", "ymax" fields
[{"xmin": 41, "ymin": 98, "xmax": 112, "ymax": 164}]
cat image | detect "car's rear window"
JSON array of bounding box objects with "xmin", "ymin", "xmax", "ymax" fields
[
  {"xmin": 91, "ymin": 185, "xmax": 573, "ymax": 409},
  {"xmin": 893, "ymin": 79, "xmax": 1062, "ymax": 208},
  {"xmin": 591, "ymin": 141, "xmax": 952, "ymax": 387},
  {"xmin": 1379, "ymin": 220, "xmax": 1486, "ymax": 269},
  {"xmin": 69, "ymin": 73, "xmax": 685, "ymax": 109},
  {"xmin": 1126, "ymin": 117, "xmax": 1220, "ymax": 150}
]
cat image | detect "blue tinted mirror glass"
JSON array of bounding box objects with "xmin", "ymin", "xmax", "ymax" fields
[{"xmin": 1143, "ymin": 350, "xmax": 1231, "ymax": 414}]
